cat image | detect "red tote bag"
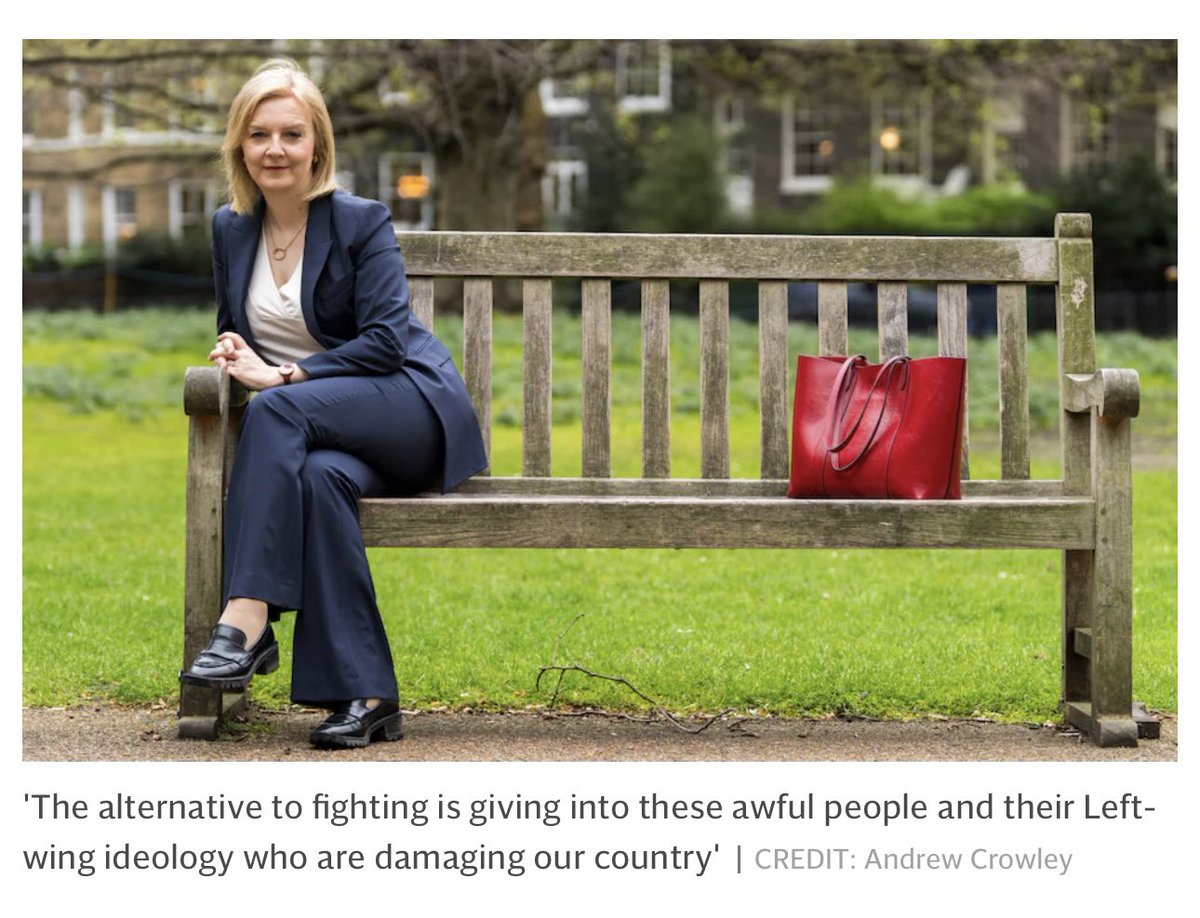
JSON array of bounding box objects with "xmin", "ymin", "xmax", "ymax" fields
[{"xmin": 787, "ymin": 354, "xmax": 967, "ymax": 500}]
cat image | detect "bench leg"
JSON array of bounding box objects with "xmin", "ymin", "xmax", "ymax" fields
[
  {"xmin": 1062, "ymin": 412, "xmax": 1139, "ymax": 747},
  {"xmin": 179, "ymin": 688, "xmax": 248, "ymax": 739},
  {"xmin": 179, "ymin": 397, "xmax": 246, "ymax": 739}
]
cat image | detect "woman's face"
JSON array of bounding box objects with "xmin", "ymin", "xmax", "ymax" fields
[{"xmin": 241, "ymin": 94, "xmax": 316, "ymax": 200}]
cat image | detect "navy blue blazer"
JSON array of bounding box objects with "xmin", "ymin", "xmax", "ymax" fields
[{"xmin": 211, "ymin": 190, "xmax": 488, "ymax": 492}]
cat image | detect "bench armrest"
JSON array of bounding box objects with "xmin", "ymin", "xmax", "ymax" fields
[
  {"xmin": 183, "ymin": 365, "xmax": 250, "ymax": 417},
  {"xmin": 1063, "ymin": 369, "xmax": 1140, "ymax": 419}
]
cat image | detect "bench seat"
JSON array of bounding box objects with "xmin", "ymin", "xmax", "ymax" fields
[{"xmin": 361, "ymin": 481, "xmax": 1095, "ymax": 550}]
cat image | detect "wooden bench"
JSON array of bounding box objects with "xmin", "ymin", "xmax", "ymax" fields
[{"xmin": 180, "ymin": 212, "xmax": 1154, "ymax": 747}]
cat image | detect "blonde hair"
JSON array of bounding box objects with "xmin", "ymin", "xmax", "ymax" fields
[{"xmin": 221, "ymin": 58, "xmax": 337, "ymax": 214}]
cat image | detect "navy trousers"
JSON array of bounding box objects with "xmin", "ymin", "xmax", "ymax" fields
[{"xmin": 222, "ymin": 372, "xmax": 444, "ymax": 707}]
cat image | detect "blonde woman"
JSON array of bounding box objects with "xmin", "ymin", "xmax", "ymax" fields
[{"xmin": 181, "ymin": 59, "xmax": 486, "ymax": 747}]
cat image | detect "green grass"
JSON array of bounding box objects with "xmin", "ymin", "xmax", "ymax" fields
[{"xmin": 22, "ymin": 309, "xmax": 1178, "ymax": 720}]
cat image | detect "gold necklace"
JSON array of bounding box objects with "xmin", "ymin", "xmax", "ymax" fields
[{"xmin": 266, "ymin": 217, "xmax": 307, "ymax": 261}]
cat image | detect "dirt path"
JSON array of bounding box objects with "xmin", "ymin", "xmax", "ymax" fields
[{"xmin": 22, "ymin": 705, "xmax": 1177, "ymax": 762}]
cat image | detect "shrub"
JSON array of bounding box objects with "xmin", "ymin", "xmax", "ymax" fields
[{"xmin": 621, "ymin": 114, "xmax": 728, "ymax": 233}]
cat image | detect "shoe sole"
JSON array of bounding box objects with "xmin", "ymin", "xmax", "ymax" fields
[
  {"xmin": 309, "ymin": 712, "xmax": 404, "ymax": 749},
  {"xmin": 179, "ymin": 644, "xmax": 279, "ymax": 692}
]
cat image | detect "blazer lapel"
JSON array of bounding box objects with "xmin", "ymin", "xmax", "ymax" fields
[
  {"xmin": 226, "ymin": 198, "xmax": 264, "ymax": 353},
  {"xmin": 300, "ymin": 193, "xmax": 333, "ymax": 344}
]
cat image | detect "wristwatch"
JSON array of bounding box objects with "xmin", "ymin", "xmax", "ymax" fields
[{"xmin": 278, "ymin": 363, "xmax": 296, "ymax": 385}]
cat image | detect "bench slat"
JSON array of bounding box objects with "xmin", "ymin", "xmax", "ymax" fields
[
  {"xmin": 582, "ymin": 279, "xmax": 611, "ymax": 478},
  {"xmin": 759, "ymin": 281, "xmax": 789, "ymax": 480},
  {"xmin": 998, "ymin": 283, "xmax": 1031, "ymax": 479},
  {"xmin": 448, "ymin": 476, "xmax": 1065, "ymax": 498},
  {"xmin": 399, "ymin": 232, "xmax": 1059, "ymax": 282},
  {"xmin": 937, "ymin": 282, "xmax": 971, "ymax": 480},
  {"xmin": 411, "ymin": 277, "xmax": 434, "ymax": 331},
  {"xmin": 1056, "ymin": 214, "xmax": 1096, "ymax": 495},
  {"xmin": 878, "ymin": 282, "xmax": 908, "ymax": 359},
  {"xmin": 522, "ymin": 279, "xmax": 553, "ymax": 477},
  {"xmin": 700, "ymin": 280, "xmax": 730, "ymax": 479},
  {"xmin": 359, "ymin": 495, "xmax": 1095, "ymax": 550},
  {"xmin": 641, "ymin": 279, "xmax": 671, "ymax": 478},
  {"xmin": 818, "ymin": 281, "xmax": 849, "ymax": 356},
  {"xmin": 463, "ymin": 278, "xmax": 492, "ymax": 474}
]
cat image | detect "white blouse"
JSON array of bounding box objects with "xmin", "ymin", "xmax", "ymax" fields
[{"xmin": 244, "ymin": 232, "xmax": 325, "ymax": 365}]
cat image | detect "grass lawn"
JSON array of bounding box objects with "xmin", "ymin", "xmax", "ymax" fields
[{"xmin": 22, "ymin": 309, "xmax": 1178, "ymax": 721}]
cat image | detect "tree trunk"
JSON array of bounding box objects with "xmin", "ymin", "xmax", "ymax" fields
[{"xmin": 436, "ymin": 143, "xmax": 521, "ymax": 232}]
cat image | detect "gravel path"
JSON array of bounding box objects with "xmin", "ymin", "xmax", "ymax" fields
[{"xmin": 22, "ymin": 705, "xmax": 1177, "ymax": 762}]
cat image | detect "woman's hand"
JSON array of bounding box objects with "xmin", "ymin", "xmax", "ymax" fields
[{"xmin": 208, "ymin": 332, "xmax": 306, "ymax": 390}]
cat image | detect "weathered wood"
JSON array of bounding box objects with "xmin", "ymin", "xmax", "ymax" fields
[
  {"xmin": 877, "ymin": 282, "xmax": 908, "ymax": 359},
  {"xmin": 758, "ymin": 281, "xmax": 790, "ymax": 480},
  {"xmin": 1090, "ymin": 411, "xmax": 1135, "ymax": 723},
  {"xmin": 700, "ymin": 280, "xmax": 730, "ymax": 479},
  {"xmin": 1054, "ymin": 215, "xmax": 1106, "ymax": 742},
  {"xmin": 399, "ymin": 232, "xmax": 1059, "ymax": 282},
  {"xmin": 463, "ymin": 278, "xmax": 493, "ymax": 473},
  {"xmin": 1056, "ymin": 214, "xmax": 1096, "ymax": 496},
  {"xmin": 997, "ymin": 284, "xmax": 1030, "ymax": 480},
  {"xmin": 522, "ymin": 279, "xmax": 553, "ymax": 477},
  {"xmin": 184, "ymin": 215, "xmax": 1143, "ymax": 748},
  {"xmin": 181, "ymin": 406, "xmax": 226, "ymax": 728},
  {"xmin": 818, "ymin": 282, "xmax": 849, "ymax": 356},
  {"xmin": 178, "ymin": 694, "xmax": 247, "ymax": 740},
  {"xmin": 181, "ymin": 368, "xmax": 236, "ymax": 731},
  {"xmin": 1064, "ymin": 369, "xmax": 1141, "ymax": 418},
  {"xmin": 641, "ymin": 280, "xmax": 671, "ymax": 479},
  {"xmin": 1073, "ymin": 627, "xmax": 1093, "ymax": 659},
  {"xmin": 1063, "ymin": 547, "xmax": 1095, "ymax": 714},
  {"xmin": 359, "ymin": 495, "xmax": 1095, "ymax": 550},
  {"xmin": 937, "ymin": 282, "xmax": 970, "ymax": 480},
  {"xmin": 582, "ymin": 279, "xmax": 611, "ymax": 478},
  {"xmin": 410, "ymin": 276, "xmax": 435, "ymax": 331},
  {"xmin": 1064, "ymin": 702, "xmax": 1139, "ymax": 748},
  {"xmin": 448, "ymin": 476, "xmax": 1065, "ymax": 499}
]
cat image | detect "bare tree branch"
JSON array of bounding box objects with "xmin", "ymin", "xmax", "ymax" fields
[{"xmin": 536, "ymin": 614, "xmax": 733, "ymax": 735}]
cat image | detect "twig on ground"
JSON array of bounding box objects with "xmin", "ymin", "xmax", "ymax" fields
[{"xmin": 536, "ymin": 614, "xmax": 733, "ymax": 735}]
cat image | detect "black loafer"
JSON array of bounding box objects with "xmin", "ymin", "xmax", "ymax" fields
[
  {"xmin": 309, "ymin": 700, "xmax": 403, "ymax": 748},
  {"xmin": 180, "ymin": 623, "xmax": 278, "ymax": 691}
]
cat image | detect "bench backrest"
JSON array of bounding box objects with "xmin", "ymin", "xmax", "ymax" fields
[{"xmin": 399, "ymin": 213, "xmax": 1095, "ymax": 488}]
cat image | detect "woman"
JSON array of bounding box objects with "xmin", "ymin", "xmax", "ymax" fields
[{"xmin": 180, "ymin": 59, "xmax": 487, "ymax": 748}]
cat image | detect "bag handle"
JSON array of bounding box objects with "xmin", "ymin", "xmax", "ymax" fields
[{"xmin": 824, "ymin": 354, "xmax": 911, "ymax": 472}]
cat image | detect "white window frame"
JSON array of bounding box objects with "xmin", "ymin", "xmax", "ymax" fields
[
  {"xmin": 378, "ymin": 76, "xmax": 411, "ymax": 107},
  {"xmin": 982, "ymin": 90, "xmax": 1027, "ymax": 187},
  {"xmin": 616, "ymin": 41, "xmax": 671, "ymax": 114},
  {"xmin": 1156, "ymin": 100, "xmax": 1177, "ymax": 182},
  {"xmin": 1060, "ymin": 92, "xmax": 1117, "ymax": 175},
  {"xmin": 870, "ymin": 91, "xmax": 933, "ymax": 193},
  {"xmin": 781, "ymin": 96, "xmax": 837, "ymax": 195},
  {"xmin": 542, "ymin": 160, "xmax": 587, "ymax": 225},
  {"xmin": 23, "ymin": 188, "xmax": 43, "ymax": 248},
  {"xmin": 102, "ymin": 185, "xmax": 138, "ymax": 255},
  {"xmin": 715, "ymin": 94, "xmax": 753, "ymax": 215},
  {"xmin": 539, "ymin": 78, "xmax": 588, "ymax": 117},
  {"xmin": 168, "ymin": 180, "xmax": 218, "ymax": 241},
  {"xmin": 378, "ymin": 152, "xmax": 435, "ymax": 231},
  {"xmin": 68, "ymin": 68, "xmax": 85, "ymax": 140},
  {"xmin": 378, "ymin": 56, "xmax": 412, "ymax": 107},
  {"xmin": 67, "ymin": 185, "xmax": 85, "ymax": 251}
]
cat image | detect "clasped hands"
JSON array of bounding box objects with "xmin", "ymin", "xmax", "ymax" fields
[{"xmin": 208, "ymin": 332, "xmax": 307, "ymax": 390}]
